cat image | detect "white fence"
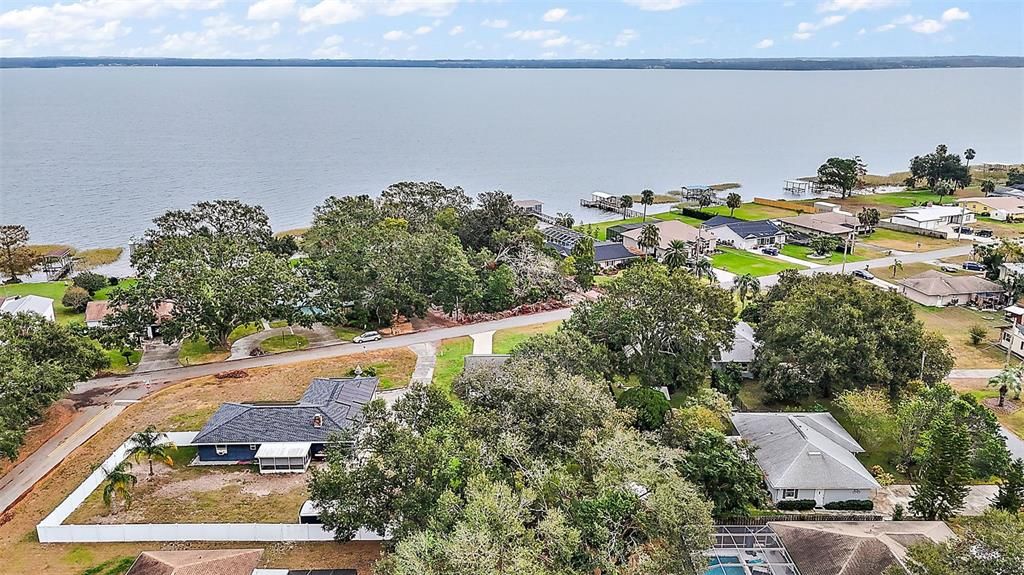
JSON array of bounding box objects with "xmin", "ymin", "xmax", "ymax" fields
[{"xmin": 36, "ymin": 431, "xmax": 383, "ymax": 544}]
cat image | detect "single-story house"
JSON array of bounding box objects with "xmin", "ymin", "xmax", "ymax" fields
[
  {"xmin": 192, "ymin": 376, "xmax": 378, "ymax": 473},
  {"xmin": 705, "ymin": 219, "xmax": 786, "ymax": 251},
  {"xmin": 712, "ymin": 321, "xmax": 757, "ymax": 377},
  {"xmin": 888, "ymin": 205, "xmax": 974, "ymax": 230},
  {"xmin": 513, "ymin": 199, "xmax": 544, "ymax": 214},
  {"xmin": 1000, "ymin": 262, "xmax": 1024, "ymax": 282},
  {"xmin": 0, "ymin": 294, "xmax": 55, "ymax": 321},
  {"xmin": 770, "ymin": 521, "xmax": 955, "ymax": 575},
  {"xmin": 779, "ymin": 212, "xmax": 861, "ymax": 251},
  {"xmin": 730, "ymin": 412, "xmax": 879, "ymax": 506},
  {"xmin": 897, "ymin": 270, "xmax": 1004, "ymax": 308},
  {"xmin": 126, "ymin": 549, "xmax": 263, "ymax": 575},
  {"xmin": 85, "ymin": 299, "xmax": 174, "ymax": 339},
  {"xmin": 700, "ymin": 215, "xmax": 743, "ymax": 228},
  {"xmin": 988, "ymin": 184, "xmax": 1024, "ymax": 199},
  {"xmin": 955, "ymin": 196, "xmax": 1024, "ymax": 221},
  {"xmin": 620, "ymin": 219, "xmax": 717, "ymax": 259}
]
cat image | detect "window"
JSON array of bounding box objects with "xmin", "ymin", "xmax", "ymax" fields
[
  {"xmin": 215, "ymin": 445, "xmax": 227, "ymax": 455},
  {"xmin": 782, "ymin": 489, "xmax": 798, "ymax": 499},
  {"xmin": 250, "ymin": 444, "xmax": 258, "ymax": 451}
]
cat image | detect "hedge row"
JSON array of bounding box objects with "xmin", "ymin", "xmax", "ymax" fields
[
  {"xmin": 676, "ymin": 207, "xmax": 715, "ymax": 221},
  {"xmin": 775, "ymin": 499, "xmax": 816, "ymax": 511},
  {"xmin": 824, "ymin": 499, "xmax": 874, "ymax": 511}
]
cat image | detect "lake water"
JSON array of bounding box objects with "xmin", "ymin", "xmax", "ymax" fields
[{"xmin": 1, "ymin": 67, "xmax": 1022, "ymax": 247}]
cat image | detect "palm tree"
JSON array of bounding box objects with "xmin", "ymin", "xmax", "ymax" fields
[
  {"xmin": 933, "ymin": 180, "xmax": 954, "ymax": 204},
  {"xmin": 692, "ymin": 258, "xmax": 717, "ymax": 284},
  {"xmin": 726, "ymin": 193, "xmax": 742, "ymax": 217},
  {"xmin": 733, "ymin": 273, "xmax": 760, "ymax": 303},
  {"xmin": 102, "ymin": 460, "xmax": 137, "ymax": 514},
  {"xmin": 662, "ymin": 240, "xmax": 690, "ymax": 270},
  {"xmin": 889, "ymin": 258, "xmax": 903, "ymax": 279},
  {"xmin": 982, "ymin": 179, "xmax": 996, "ymax": 195},
  {"xmin": 640, "ymin": 189, "xmax": 655, "ymax": 222},
  {"xmin": 988, "ymin": 365, "xmax": 1023, "ymax": 405},
  {"xmin": 129, "ymin": 425, "xmax": 176, "ymax": 476},
  {"xmin": 554, "ymin": 212, "xmax": 575, "ymax": 228},
  {"xmin": 965, "ymin": 148, "xmax": 976, "ymax": 171},
  {"xmin": 619, "ymin": 195, "xmax": 634, "ymax": 220},
  {"xmin": 638, "ymin": 223, "xmax": 660, "ymax": 259}
]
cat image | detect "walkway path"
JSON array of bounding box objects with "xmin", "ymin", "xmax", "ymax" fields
[
  {"xmin": 408, "ymin": 342, "xmax": 438, "ymax": 386},
  {"xmin": 771, "ymin": 252, "xmax": 825, "ymax": 268},
  {"xmin": 228, "ymin": 323, "xmax": 339, "ymax": 360},
  {"xmin": 948, "ymin": 368, "xmax": 1002, "ymax": 379},
  {"xmin": 470, "ymin": 331, "xmax": 495, "ymax": 355}
]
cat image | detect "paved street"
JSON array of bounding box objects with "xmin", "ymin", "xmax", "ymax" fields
[{"xmin": 0, "ymin": 307, "xmax": 572, "ymax": 513}]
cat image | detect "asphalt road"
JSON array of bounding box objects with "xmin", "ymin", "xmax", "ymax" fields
[{"xmin": 0, "ymin": 241, "xmax": 986, "ymax": 514}]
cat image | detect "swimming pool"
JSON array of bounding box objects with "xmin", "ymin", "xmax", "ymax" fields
[
  {"xmin": 708, "ymin": 555, "xmax": 741, "ymax": 565},
  {"xmin": 705, "ymin": 566, "xmax": 747, "ymax": 575}
]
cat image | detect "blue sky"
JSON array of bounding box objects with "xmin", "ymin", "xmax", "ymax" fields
[{"xmin": 0, "ymin": 1, "xmax": 1020, "ymax": 59}]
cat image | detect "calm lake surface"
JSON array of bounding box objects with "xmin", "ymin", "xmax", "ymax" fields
[{"xmin": 1, "ymin": 67, "xmax": 1022, "ymax": 247}]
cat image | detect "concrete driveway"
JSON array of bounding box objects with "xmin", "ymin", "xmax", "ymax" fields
[
  {"xmin": 873, "ymin": 484, "xmax": 997, "ymax": 517},
  {"xmin": 135, "ymin": 341, "xmax": 181, "ymax": 373}
]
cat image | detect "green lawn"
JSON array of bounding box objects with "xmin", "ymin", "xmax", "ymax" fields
[
  {"xmin": 912, "ymin": 304, "xmax": 1017, "ymax": 369},
  {"xmin": 261, "ymin": 334, "xmax": 308, "ymax": 353},
  {"xmin": 332, "ymin": 325, "xmax": 365, "ymax": 341},
  {"xmin": 105, "ymin": 348, "xmax": 141, "ymax": 373},
  {"xmin": 780, "ymin": 244, "xmax": 872, "ymax": 265},
  {"xmin": 711, "ymin": 247, "xmax": 805, "ymax": 277},
  {"xmin": 432, "ymin": 337, "xmax": 473, "ymax": 395},
  {"xmin": 492, "ymin": 321, "xmax": 562, "ymax": 354},
  {"xmin": 177, "ymin": 338, "xmax": 229, "ymax": 366},
  {"xmin": 859, "ymin": 228, "xmax": 958, "ymax": 252},
  {"xmin": 702, "ymin": 202, "xmax": 800, "ymax": 221}
]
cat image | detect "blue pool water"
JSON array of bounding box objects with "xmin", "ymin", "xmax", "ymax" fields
[
  {"xmin": 706, "ymin": 566, "xmax": 747, "ymax": 575},
  {"xmin": 709, "ymin": 555, "xmax": 741, "ymax": 565}
]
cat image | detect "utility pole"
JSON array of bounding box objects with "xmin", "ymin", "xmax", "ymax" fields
[
  {"xmin": 956, "ymin": 201, "xmax": 967, "ymax": 242},
  {"xmin": 919, "ymin": 350, "xmax": 927, "ymax": 381}
]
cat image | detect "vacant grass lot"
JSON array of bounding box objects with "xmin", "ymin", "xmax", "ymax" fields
[
  {"xmin": 702, "ymin": 202, "xmax": 799, "ymax": 221},
  {"xmin": 951, "ymin": 379, "xmax": 1024, "ymax": 440},
  {"xmin": 66, "ymin": 447, "xmax": 309, "ymax": 525},
  {"xmin": 912, "ymin": 304, "xmax": 1015, "ymax": 369},
  {"xmin": 859, "ymin": 229, "xmax": 959, "ymax": 252},
  {"xmin": 0, "ymin": 352, "xmax": 408, "ymax": 575},
  {"xmin": 711, "ymin": 247, "xmax": 805, "ymax": 277},
  {"xmin": 779, "ymin": 244, "xmax": 876, "ymax": 265},
  {"xmin": 866, "ymin": 262, "xmax": 966, "ymax": 282},
  {"xmin": 492, "ymin": 321, "xmax": 562, "ymax": 354},
  {"xmin": 261, "ymin": 334, "xmax": 309, "ymax": 353}
]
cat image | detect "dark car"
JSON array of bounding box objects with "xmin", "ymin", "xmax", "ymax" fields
[
  {"xmin": 760, "ymin": 246, "xmax": 780, "ymax": 256},
  {"xmin": 976, "ymin": 229, "xmax": 994, "ymax": 238},
  {"xmin": 852, "ymin": 269, "xmax": 875, "ymax": 280},
  {"xmin": 962, "ymin": 261, "xmax": 985, "ymax": 272}
]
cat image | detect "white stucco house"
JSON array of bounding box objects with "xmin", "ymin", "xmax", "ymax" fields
[
  {"xmin": 712, "ymin": 321, "xmax": 757, "ymax": 377},
  {"xmin": 0, "ymin": 294, "xmax": 55, "ymax": 321},
  {"xmin": 888, "ymin": 205, "xmax": 974, "ymax": 231},
  {"xmin": 730, "ymin": 412, "xmax": 879, "ymax": 507}
]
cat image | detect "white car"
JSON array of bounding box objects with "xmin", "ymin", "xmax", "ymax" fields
[{"xmin": 352, "ymin": 331, "xmax": 382, "ymax": 343}]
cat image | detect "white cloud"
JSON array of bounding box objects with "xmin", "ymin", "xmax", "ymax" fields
[
  {"xmin": 542, "ymin": 8, "xmax": 568, "ymax": 22},
  {"xmin": 941, "ymin": 7, "xmax": 969, "ymax": 22},
  {"xmin": 791, "ymin": 13, "xmax": 846, "ymax": 39},
  {"xmin": 507, "ymin": 29, "xmax": 559, "ymax": 41},
  {"xmin": 414, "ymin": 25, "xmax": 432, "ymax": 35},
  {"xmin": 298, "ymin": 0, "xmax": 363, "ymax": 28},
  {"xmin": 376, "ymin": 0, "xmax": 458, "ymax": 18},
  {"xmin": 831, "ymin": 40, "xmax": 841, "ymax": 47},
  {"xmin": 481, "ymin": 18, "xmax": 508, "ymax": 29},
  {"xmin": 382, "ymin": 30, "xmax": 409, "ymax": 41},
  {"xmin": 574, "ymin": 40, "xmax": 598, "ymax": 55},
  {"xmin": 818, "ymin": 0, "xmax": 900, "ymax": 13},
  {"xmin": 312, "ymin": 33, "xmax": 347, "ymax": 58},
  {"xmin": 754, "ymin": 38, "xmax": 774, "ymax": 49},
  {"xmin": 614, "ymin": 28, "xmax": 637, "ymax": 47},
  {"xmin": 542, "ymin": 35, "xmax": 569, "ymax": 47},
  {"xmin": 623, "ymin": 0, "xmax": 695, "ymax": 11},
  {"xmin": 247, "ymin": 0, "xmax": 294, "ymax": 20},
  {"xmin": 448, "ymin": 25, "xmax": 463, "ymax": 35},
  {"xmin": 910, "ymin": 19, "xmax": 944, "ymax": 34},
  {"xmin": 857, "ymin": 27, "xmax": 866, "ymax": 35},
  {"xmin": 540, "ymin": 50, "xmax": 557, "ymax": 58}
]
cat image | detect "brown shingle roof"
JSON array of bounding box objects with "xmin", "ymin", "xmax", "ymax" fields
[
  {"xmin": 85, "ymin": 300, "xmax": 111, "ymax": 322},
  {"xmin": 126, "ymin": 549, "xmax": 262, "ymax": 575},
  {"xmin": 899, "ymin": 270, "xmax": 1003, "ymax": 297}
]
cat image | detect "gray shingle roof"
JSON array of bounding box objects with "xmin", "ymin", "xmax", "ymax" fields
[
  {"xmin": 722, "ymin": 219, "xmax": 784, "ymax": 239},
  {"xmin": 898, "ymin": 270, "xmax": 1004, "ymax": 297},
  {"xmin": 702, "ymin": 215, "xmax": 744, "ymax": 228},
  {"xmin": 716, "ymin": 321, "xmax": 756, "ymax": 364},
  {"xmin": 731, "ymin": 412, "xmax": 879, "ymax": 491},
  {"xmin": 593, "ymin": 241, "xmax": 643, "ymax": 262},
  {"xmin": 193, "ymin": 377, "xmax": 378, "ymax": 444}
]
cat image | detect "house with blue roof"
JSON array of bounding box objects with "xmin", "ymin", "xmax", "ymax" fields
[
  {"xmin": 704, "ymin": 218, "xmax": 787, "ymax": 251},
  {"xmin": 191, "ymin": 377, "xmax": 378, "ymax": 473}
]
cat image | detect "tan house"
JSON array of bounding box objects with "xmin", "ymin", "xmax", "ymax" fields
[
  {"xmin": 898, "ymin": 270, "xmax": 1004, "ymax": 307},
  {"xmin": 126, "ymin": 549, "xmax": 262, "ymax": 575},
  {"xmin": 955, "ymin": 196, "xmax": 1024, "ymax": 221},
  {"xmin": 620, "ymin": 219, "xmax": 717, "ymax": 259},
  {"xmin": 779, "ymin": 211, "xmax": 862, "ymax": 251}
]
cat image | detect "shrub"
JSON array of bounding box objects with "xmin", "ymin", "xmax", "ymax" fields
[
  {"xmin": 710, "ymin": 364, "xmax": 742, "ymax": 400},
  {"xmin": 776, "ymin": 499, "xmax": 816, "ymax": 511},
  {"xmin": 892, "ymin": 504, "xmax": 905, "ymax": 520},
  {"xmin": 348, "ymin": 365, "xmax": 378, "ymax": 377},
  {"xmin": 108, "ymin": 276, "xmax": 120, "ymax": 286},
  {"xmin": 676, "ymin": 207, "xmax": 714, "ymax": 221},
  {"xmin": 968, "ymin": 324, "xmax": 987, "ymax": 346},
  {"xmin": 823, "ymin": 499, "xmax": 874, "ymax": 511},
  {"xmin": 61, "ymin": 286, "xmax": 91, "ymax": 312},
  {"xmin": 72, "ymin": 271, "xmax": 108, "ymax": 295},
  {"xmin": 870, "ymin": 465, "xmax": 895, "ymax": 486},
  {"xmin": 616, "ymin": 386, "xmax": 671, "ymax": 431}
]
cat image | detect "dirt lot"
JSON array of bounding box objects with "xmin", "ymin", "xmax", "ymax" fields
[
  {"xmin": 0, "ymin": 350, "xmax": 412, "ymax": 575},
  {"xmin": 914, "ymin": 305, "xmax": 1013, "ymax": 369}
]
